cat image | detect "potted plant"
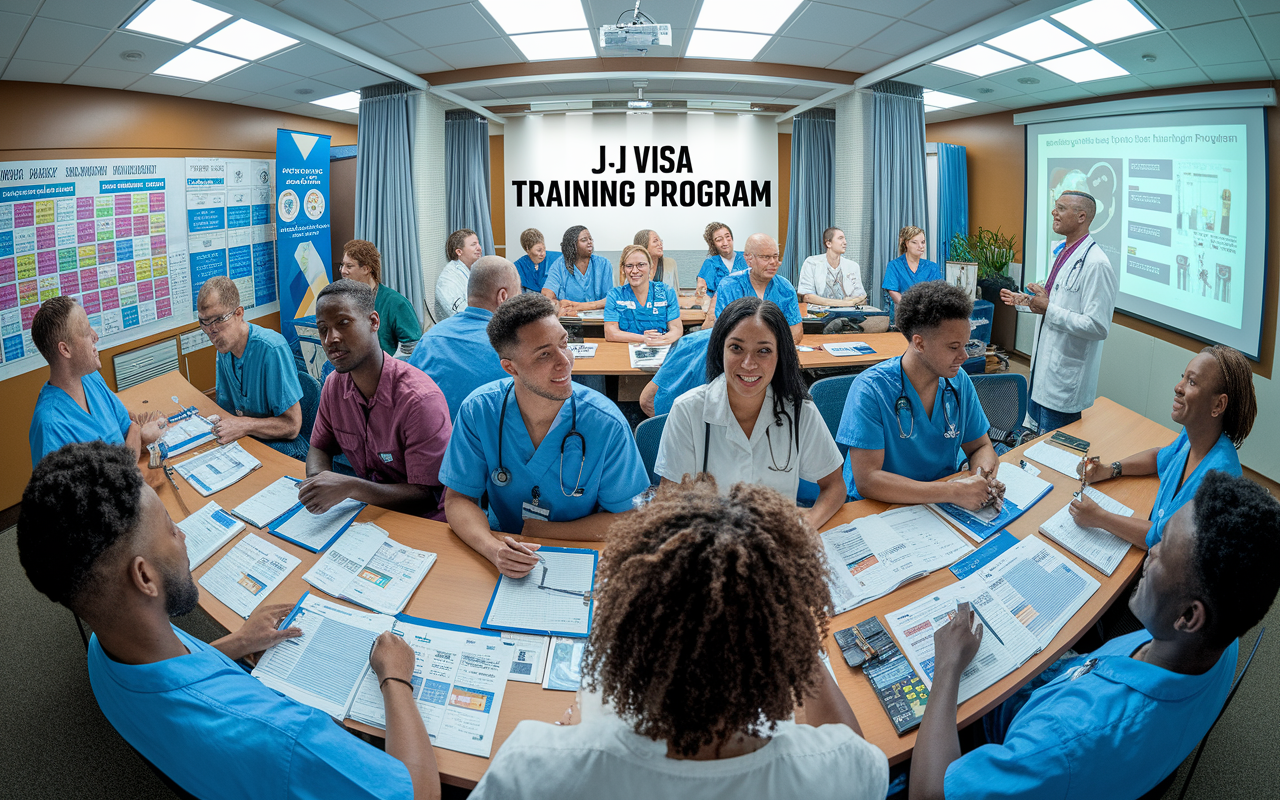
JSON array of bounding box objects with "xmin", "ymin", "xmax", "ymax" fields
[{"xmin": 949, "ymin": 228, "xmax": 1018, "ymax": 304}]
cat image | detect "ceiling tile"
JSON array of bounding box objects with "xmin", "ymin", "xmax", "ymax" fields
[
  {"xmin": 232, "ymin": 93, "xmax": 298, "ymax": 110},
  {"xmin": 385, "ymin": 49, "xmax": 452, "ymax": 73},
  {"xmin": 430, "ymin": 37, "xmax": 521, "ymax": 70},
  {"xmin": 1201, "ymin": 61, "xmax": 1275, "ymax": 81},
  {"xmin": 37, "ymin": 0, "xmax": 141, "ymax": 29},
  {"xmin": 895, "ymin": 63, "xmax": 973, "ymax": 89},
  {"xmin": 606, "ymin": 78, "xmax": 674, "ymax": 92},
  {"xmin": 80, "ymin": 31, "xmax": 186, "ymax": 75},
  {"xmin": 65, "ymin": 66, "xmax": 140, "ymax": 89},
  {"xmin": 1097, "ymin": 32, "xmax": 1196, "ymax": 74},
  {"xmin": 907, "ymin": 0, "xmax": 1015, "ymax": 33},
  {"xmin": 1026, "ymin": 86, "xmax": 1096, "ymax": 103},
  {"xmin": 822, "ymin": 0, "xmax": 931, "ymax": 14},
  {"xmin": 1239, "ymin": 0, "xmax": 1280, "ymax": 13},
  {"xmin": 757, "ymin": 37, "xmax": 851, "ymax": 69},
  {"xmin": 212, "ymin": 63, "xmax": 298, "ymax": 92},
  {"xmin": 1140, "ymin": 66, "xmax": 1210, "ymax": 87},
  {"xmin": 1175, "ymin": 19, "xmax": 1263, "ymax": 65},
  {"xmin": 3, "ymin": 58, "xmax": 76, "ymax": 83},
  {"xmin": 182, "ymin": 83, "xmax": 254, "ymax": 103},
  {"xmin": 670, "ymin": 79, "xmax": 738, "ymax": 93},
  {"xmin": 128, "ymin": 74, "xmax": 203, "ymax": 97},
  {"xmin": 279, "ymin": 101, "xmax": 335, "ymax": 118},
  {"xmin": 2, "ymin": 0, "xmax": 40, "ymax": 13},
  {"xmin": 262, "ymin": 76, "xmax": 345, "ymax": 101},
  {"xmin": 452, "ymin": 85, "xmax": 503, "ymax": 101},
  {"xmin": 923, "ymin": 108, "xmax": 966, "ymax": 122},
  {"xmin": 858, "ymin": 19, "xmax": 948, "ymax": 57},
  {"xmin": 318, "ymin": 64, "xmax": 392, "ymax": 91},
  {"xmin": 825, "ymin": 47, "xmax": 894, "ymax": 72},
  {"xmin": 781, "ymin": 84, "xmax": 831, "ymax": 100},
  {"xmin": 950, "ymin": 101, "xmax": 1005, "ymax": 116},
  {"xmin": 0, "ymin": 11, "xmax": 29, "ymax": 59},
  {"xmin": 347, "ymin": 0, "xmax": 459, "ymax": 19},
  {"xmin": 318, "ymin": 109, "xmax": 360, "ymax": 123},
  {"xmin": 539, "ymin": 79, "xmax": 611, "ymax": 94},
  {"xmin": 395, "ymin": 5, "xmax": 498, "ymax": 49},
  {"xmin": 1078, "ymin": 75, "xmax": 1152, "ymax": 95},
  {"xmin": 987, "ymin": 95, "xmax": 1048, "ymax": 109},
  {"xmin": 14, "ymin": 17, "xmax": 109, "ymax": 66},
  {"xmin": 783, "ymin": 4, "xmax": 894, "ymax": 48},
  {"xmin": 984, "ymin": 64, "xmax": 1074, "ymax": 92},
  {"xmin": 944, "ymin": 77, "xmax": 1026, "ymax": 101},
  {"xmin": 1250, "ymin": 14, "xmax": 1280, "ymax": 60},
  {"xmin": 1144, "ymin": 0, "xmax": 1240, "ymax": 29},
  {"xmin": 339, "ymin": 22, "xmax": 419, "ymax": 55},
  {"xmin": 260, "ymin": 45, "xmax": 354, "ymax": 76},
  {"xmin": 275, "ymin": 0, "xmax": 376, "ymax": 34}
]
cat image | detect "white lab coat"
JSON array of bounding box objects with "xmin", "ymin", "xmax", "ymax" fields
[
  {"xmin": 433, "ymin": 259, "xmax": 469, "ymax": 322},
  {"xmin": 797, "ymin": 254, "xmax": 866, "ymax": 301},
  {"xmin": 1028, "ymin": 234, "xmax": 1118, "ymax": 413}
]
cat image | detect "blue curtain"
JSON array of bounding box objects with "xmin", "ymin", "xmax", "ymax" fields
[
  {"xmin": 781, "ymin": 108, "xmax": 835, "ymax": 284},
  {"xmin": 937, "ymin": 143, "xmax": 969, "ymax": 264},
  {"xmin": 356, "ymin": 82, "xmax": 424, "ymax": 324},
  {"xmin": 445, "ymin": 110, "xmax": 496, "ymax": 255},
  {"xmin": 870, "ymin": 80, "xmax": 927, "ymax": 307}
]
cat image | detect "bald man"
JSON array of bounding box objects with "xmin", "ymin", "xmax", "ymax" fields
[
  {"xmin": 1001, "ymin": 190, "xmax": 1117, "ymax": 432},
  {"xmin": 409, "ymin": 256, "xmax": 522, "ymax": 419},
  {"xmin": 708, "ymin": 233, "xmax": 803, "ymax": 344}
]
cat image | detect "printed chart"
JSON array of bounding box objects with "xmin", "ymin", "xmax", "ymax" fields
[{"xmin": 186, "ymin": 157, "xmax": 278, "ymax": 312}]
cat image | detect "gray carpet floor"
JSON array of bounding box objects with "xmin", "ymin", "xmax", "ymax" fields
[{"xmin": 2, "ymin": 524, "xmax": 1277, "ymax": 799}]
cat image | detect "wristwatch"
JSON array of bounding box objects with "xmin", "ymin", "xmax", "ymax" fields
[{"xmin": 1110, "ymin": 461, "xmax": 1123, "ymax": 479}]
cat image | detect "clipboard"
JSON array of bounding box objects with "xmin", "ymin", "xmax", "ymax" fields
[
  {"xmin": 268, "ymin": 499, "xmax": 366, "ymax": 553},
  {"xmin": 481, "ymin": 546, "xmax": 598, "ymax": 638}
]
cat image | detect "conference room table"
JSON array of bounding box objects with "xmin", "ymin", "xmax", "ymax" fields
[
  {"xmin": 119, "ymin": 372, "xmax": 1173, "ymax": 786},
  {"xmin": 575, "ymin": 307, "xmax": 706, "ymax": 338}
]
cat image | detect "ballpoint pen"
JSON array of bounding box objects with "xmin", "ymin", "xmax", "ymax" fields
[{"xmin": 1077, "ymin": 455, "xmax": 1099, "ymax": 499}]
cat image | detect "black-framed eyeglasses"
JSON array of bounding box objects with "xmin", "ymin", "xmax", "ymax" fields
[{"xmin": 198, "ymin": 309, "xmax": 239, "ymax": 328}]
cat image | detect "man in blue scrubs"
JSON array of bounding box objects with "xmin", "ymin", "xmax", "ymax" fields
[
  {"xmin": 17, "ymin": 441, "xmax": 436, "ymax": 800},
  {"xmin": 911, "ymin": 471, "xmax": 1280, "ymax": 800},
  {"xmin": 28, "ymin": 295, "xmax": 165, "ymax": 466},
  {"xmin": 441, "ymin": 293, "xmax": 650, "ymax": 578},
  {"xmin": 709, "ymin": 233, "xmax": 803, "ymax": 344},
  {"xmin": 837, "ymin": 282, "xmax": 1001, "ymax": 508},
  {"xmin": 409, "ymin": 256, "xmax": 521, "ymax": 419},
  {"xmin": 196, "ymin": 277, "xmax": 307, "ymax": 458},
  {"xmin": 639, "ymin": 328, "xmax": 713, "ymax": 418}
]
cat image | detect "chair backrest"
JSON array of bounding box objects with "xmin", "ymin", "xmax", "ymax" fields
[
  {"xmin": 296, "ymin": 370, "xmax": 322, "ymax": 442},
  {"xmin": 634, "ymin": 414, "xmax": 668, "ymax": 486},
  {"xmin": 971, "ymin": 373, "xmax": 1028, "ymax": 439},
  {"xmin": 809, "ymin": 374, "xmax": 856, "ymax": 458}
]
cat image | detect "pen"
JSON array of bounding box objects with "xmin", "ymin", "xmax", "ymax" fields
[{"xmin": 1077, "ymin": 455, "xmax": 1099, "ymax": 499}]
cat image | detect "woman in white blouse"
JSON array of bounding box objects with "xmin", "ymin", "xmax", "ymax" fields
[
  {"xmin": 654, "ymin": 296, "xmax": 846, "ymax": 528},
  {"xmin": 797, "ymin": 227, "xmax": 867, "ymax": 307}
]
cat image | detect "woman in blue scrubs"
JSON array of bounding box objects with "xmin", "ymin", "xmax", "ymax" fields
[
  {"xmin": 695, "ymin": 221, "xmax": 748, "ymax": 308},
  {"xmin": 882, "ymin": 226, "xmax": 941, "ymax": 307},
  {"xmin": 603, "ymin": 244, "xmax": 682, "ymax": 345},
  {"xmin": 541, "ymin": 225, "xmax": 613, "ymax": 315},
  {"xmin": 1069, "ymin": 344, "xmax": 1257, "ymax": 548}
]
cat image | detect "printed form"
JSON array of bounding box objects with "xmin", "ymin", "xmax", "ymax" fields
[
  {"xmin": 1039, "ymin": 487, "xmax": 1135, "ymax": 576},
  {"xmin": 483, "ymin": 548, "xmax": 596, "ymax": 636},
  {"xmin": 271, "ymin": 497, "xmax": 364, "ymax": 552},
  {"xmin": 177, "ymin": 501, "xmax": 244, "ymax": 568},
  {"xmin": 173, "ymin": 442, "xmax": 260, "ymax": 495},
  {"xmin": 232, "ymin": 476, "xmax": 301, "ymax": 528},
  {"xmin": 198, "ymin": 533, "xmax": 300, "ymax": 618},
  {"xmin": 304, "ymin": 523, "xmax": 436, "ymax": 615}
]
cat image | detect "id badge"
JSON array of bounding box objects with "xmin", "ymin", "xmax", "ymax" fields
[{"xmin": 522, "ymin": 501, "xmax": 551, "ymax": 521}]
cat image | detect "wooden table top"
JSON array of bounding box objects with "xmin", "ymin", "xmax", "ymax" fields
[
  {"xmin": 571, "ymin": 332, "xmax": 907, "ymax": 375},
  {"xmin": 575, "ymin": 307, "xmax": 707, "ymax": 337},
  {"xmin": 117, "ymin": 373, "xmax": 1172, "ymax": 783}
]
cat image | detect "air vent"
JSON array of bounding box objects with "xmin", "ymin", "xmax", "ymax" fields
[
  {"xmin": 592, "ymin": 99, "xmax": 687, "ymax": 110},
  {"xmin": 113, "ymin": 337, "xmax": 179, "ymax": 391}
]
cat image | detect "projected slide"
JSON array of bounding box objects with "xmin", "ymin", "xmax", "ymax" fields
[{"xmin": 1025, "ymin": 106, "xmax": 1267, "ymax": 358}]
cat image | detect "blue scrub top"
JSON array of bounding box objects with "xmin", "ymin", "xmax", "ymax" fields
[
  {"xmin": 883, "ymin": 255, "xmax": 942, "ymax": 294},
  {"xmin": 945, "ymin": 629, "xmax": 1236, "ymax": 800},
  {"xmin": 30, "ymin": 371, "xmax": 132, "ymax": 467},
  {"xmin": 88, "ymin": 626, "xmax": 412, "ymax": 800},
  {"xmin": 836, "ymin": 357, "xmax": 989, "ymax": 499},
  {"xmin": 604, "ymin": 281, "xmax": 680, "ymax": 335},
  {"xmin": 697, "ymin": 252, "xmax": 747, "ymax": 295},
  {"xmin": 408, "ymin": 306, "xmax": 508, "ymax": 421},
  {"xmin": 514, "ymin": 251, "xmax": 560, "ymax": 294},
  {"xmin": 652, "ymin": 328, "xmax": 713, "ymax": 416},
  {"xmin": 215, "ymin": 324, "xmax": 303, "ymax": 419},
  {"xmin": 1147, "ymin": 429, "xmax": 1241, "ymax": 548},
  {"xmin": 714, "ymin": 271, "xmax": 802, "ymax": 325},
  {"xmin": 440, "ymin": 379, "xmax": 650, "ymax": 533},
  {"xmin": 543, "ymin": 254, "xmax": 613, "ymax": 303}
]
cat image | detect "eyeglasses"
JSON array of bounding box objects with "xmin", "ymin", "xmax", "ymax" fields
[
  {"xmin": 753, "ymin": 254, "xmax": 782, "ymax": 263},
  {"xmin": 624, "ymin": 263, "xmax": 650, "ymax": 272},
  {"xmin": 198, "ymin": 308, "xmax": 239, "ymax": 328}
]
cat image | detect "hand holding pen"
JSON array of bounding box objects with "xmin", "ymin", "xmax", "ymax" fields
[
  {"xmin": 1075, "ymin": 455, "xmax": 1101, "ymax": 499},
  {"xmin": 494, "ymin": 536, "xmax": 542, "ymax": 579}
]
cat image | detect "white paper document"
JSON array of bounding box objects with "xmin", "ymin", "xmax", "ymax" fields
[
  {"xmin": 567, "ymin": 343, "xmax": 598, "ymax": 358},
  {"xmin": 501, "ymin": 633, "xmax": 551, "ymax": 683},
  {"xmin": 1039, "ymin": 488, "xmax": 1135, "ymax": 576},
  {"xmin": 821, "ymin": 341, "xmax": 875, "ymax": 357},
  {"xmin": 1024, "ymin": 441, "xmax": 1086, "ymax": 478},
  {"xmin": 973, "ymin": 535, "xmax": 1100, "ymax": 649},
  {"xmin": 178, "ymin": 501, "xmax": 244, "ymax": 568},
  {"xmin": 232, "ymin": 476, "xmax": 302, "ymax": 528},
  {"xmin": 575, "ymin": 309, "xmax": 605, "ymax": 320},
  {"xmin": 173, "ymin": 442, "xmax": 261, "ymax": 496},
  {"xmin": 542, "ymin": 637, "xmax": 586, "ymax": 691},
  {"xmin": 304, "ymin": 523, "xmax": 437, "ymax": 615},
  {"xmin": 628, "ymin": 343, "xmax": 669, "ymax": 369},
  {"xmin": 270, "ymin": 497, "xmax": 365, "ymax": 553},
  {"xmin": 198, "ymin": 533, "xmax": 301, "ymax": 618},
  {"xmin": 160, "ymin": 413, "xmax": 215, "ymax": 455},
  {"xmin": 483, "ymin": 547, "xmax": 596, "ymax": 636}
]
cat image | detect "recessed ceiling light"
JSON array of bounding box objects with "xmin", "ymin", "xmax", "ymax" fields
[
  {"xmin": 121, "ymin": 50, "xmax": 145, "ymax": 62},
  {"xmin": 1038, "ymin": 49, "xmax": 1129, "ymax": 82},
  {"xmin": 198, "ymin": 19, "xmax": 297, "ymax": 61},
  {"xmin": 685, "ymin": 30, "xmax": 772, "ymax": 60},
  {"xmin": 921, "ymin": 89, "xmax": 974, "ymax": 109},
  {"xmin": 1052, "ymin": 0, "xmax": 1157, "ymax": 44},
  {"xmin": 694, "ymin": 0, "xmax": 803, "ymax": 35},
  {"xmin": 478, "ymin": 0, "xmax": 588, "ymax": 34},
  {"xmin": 313, "ymin": 92, "xmax": 360, "ymax": 111},
  {"xmin": 986, "ymin": 20, "xmax": 1084, "ymax": 61},
  {"xmin": 934, "ymin": 45, "xmax": 1023, "ymax": 77},
  {"xmin": 510, "ymin": 30, "xmax": 597, "ymax": 61},
  {"xmin": 125, "ymin": 0, "xmax": 230, "ymax": 44},
  {"xmin": 154, "ymin": 48, "xmax": 246, "ymax": 81},
  {"xmin": 1017, "ymin": 76, "xmax": 1041, "ymax": 85}
]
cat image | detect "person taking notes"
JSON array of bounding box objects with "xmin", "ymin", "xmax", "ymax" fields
[
  {"xmin": 28, "ymin": 295, "xmax": 165, "ymax": 466},
  {"xmin": 603, "ymin": 244, "xmax": 682, "ymax": 346},
  {"xmin": 541, "ymin": 225, "xmax": 613, "ymax": 316},
  {"xmin": 17, "ymin": 441, "xmax": 440, "ymax": 800},
  {"xmin": 341, "ymin": 239, "xmax": 422, "ymax": 356},
  {"xmin": 695, "ymin": 221, "xmax": 747, "ymax": 313},
  {"xmin": 1069, "ymin": 344, "xmax": 1256, "ymax": 549},
  {"xmin": 440, "ymin": 293, "xmax": 649, "ymax": 578},
  {"xmin": 910, "ymin": 471, "xmax": 1280, "ymax": 800},
  {"xmin": 470, "ymin": 476, "xmax": 888, "ymax": 800},
  {"xmin": 655, "ymin": 297, "xmax": 845, "ymax": 528},
  {"xmin": 435, "ymin": 228, "xmax": 484, "ymax": 322},
  {"xmin": 305, "ymin": 280, "xmax": 452, "ymax": 521},
  {"xmin": 883, "ymin": 226, "xmax": 941, "ymax": 307},
  {"xmin": 709, "ymin": 233, "xmax": 803, "ymax": 344},
  {"xmin": 196, "ymin": 277, "xmax": 307, "ymax": 459},
  {"xmin": 837, "ymin": 282, "xmax": 1001, "ymax": 507},
  {"xmin": 513, "ymin": 227, "xmax": 559, "ymax": 294},
  {"xmin": 798, "ymin": 227, "xmax": 868, "ymax": 307}
]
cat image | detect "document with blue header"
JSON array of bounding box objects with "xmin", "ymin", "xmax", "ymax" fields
[
  {"xmin": 269, "ymin": 497, "xmax": 365, "ymax": 553},
  {"xmin": 173, "ymin": 442, "xmax": 260, "ymax": 496},
  {"xmin": 929, "ymin": 462, "xmax": 1053, "ymax": 542},
  {"xmin": 178, "ymin": 501, "xmax": 244, "ymax": 568}
]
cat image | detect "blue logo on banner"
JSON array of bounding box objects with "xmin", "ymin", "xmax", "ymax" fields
[{"xmin": 275, "ymin": 129, "xmax": 332, "ymax": 345}]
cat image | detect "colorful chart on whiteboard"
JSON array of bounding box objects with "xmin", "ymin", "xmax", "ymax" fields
[
  {"xmin": 0, "ymin": 158, "xmax": 192, "ymax": 381},
  {"xmin": 185, "ymin": 157, "xmax": 277, "ymax": 313}
]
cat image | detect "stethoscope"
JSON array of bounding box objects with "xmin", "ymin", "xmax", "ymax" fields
[
  {"xmin": 1054, "ymin": 240, "xmax": 1096, "ymax": 294},
  {"xmin": 895, "ymin": 357, "xmax": 960, "ymax": 440},
  {"xmin": 491, "ymin": 382, "xmax": 586, "ymax": 498}
]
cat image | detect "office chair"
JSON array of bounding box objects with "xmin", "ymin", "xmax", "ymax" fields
[
  {"xmin": 808, "ymin": 374, "xmax": 856, "ymax": 461},
  {"xmin": 633, "ymin": 414, "xmax": 668, "ymax": 487},
  {"xmin": 971, "ymin": 373, "xmax": 1034, "ymax": 455},
  {"xmin": 296, "ymin": 370, "xmax": 322, "ymax": 442}
]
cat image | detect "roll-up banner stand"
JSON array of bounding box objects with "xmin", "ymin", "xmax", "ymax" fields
[{"xmin": 275, "ymin": 129, "xmax": 331, "ymax": 345}]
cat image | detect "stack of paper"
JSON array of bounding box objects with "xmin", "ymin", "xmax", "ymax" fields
[
  {"xmin": 302, "ymin": 523, "xmax": 436, "ymax": 615},
  {"xmin": 1024, "ymin": 441, "xmax": 1086, "ymax": 478},
  {"xmin": 198, "ymin": 533, "xmax": 301, "ymax": 618},
  {"xmin": 821, "ymin": 341, "xmax": 876, "ymax": 357},
  {"xmin": 232, "ymin": 476, "xmax": 303, "ymax": 528},
  {"xmin": 160, "ymin": 410, "xmax": 215, "ymax": 455},
  {"xmin": 628, "ymin": 343, "xmax": 669, "ymax": 370},
  {"xmin": 1039, "ymin": 488, "xmax": 1135, "ymax": 575},
  {"xmin": 929, "ymin": 462, "xmax": 1054, "ymax": 542},
  {"xmin": 173, "ymin": 442, "xmax": 261, "ymax": 496},
  {"xmin": 483, "ymin": 547, "xmax": 597, "ymax": 637},
  {"xmin": 178, "ymin": 501, "xmax": 245, "ymax": 568},
  {"xmin": 269, "ymin": 497, "xmax": 365, "ymax": 553}
]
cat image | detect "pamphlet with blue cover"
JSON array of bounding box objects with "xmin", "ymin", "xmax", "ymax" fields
[{"xmin": 929, "ymin": 462, "xmax": 1053, "ymax": 542}]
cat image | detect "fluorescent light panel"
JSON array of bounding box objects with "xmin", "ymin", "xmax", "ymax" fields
[
  {"xmin": 685, "ymin": 30, "xmax": 771, "ymax": 60},
  {"xmin": 694, "ymin": 0, "xmax": 803, "ymax": 35},
  {"xmin": 154, "ymin": 48, "xmax": 246, "ymax": 81},
  {"xmin": 934, "ymin": 45, "xmax": 1023, "ymax": 77},
  {"xmin": 313, "ymin": 92, "xmax": 360, "ymax": 111},
  {"xmin": 1052, "ymin": 0, "xmax": 1157, "ymax": 44},
  {"xmin": 921, "ymin": 90, "xmax": 974, "ymax": 109},
  {"xmin": 198, "ymin": 19, "xmax": 297, "ymax": 60},
  {"xmin": 1038, "ymin": 49, "xmax": 1128, "ymax": 81},
  {"xmin": 125, "ymin": 0, "xmax": 230, "ymax": 44},
  {"xmin": 986, "ymin": 20, "xmax": 1084, "ymax": 61},
  {"xmin": 510, "ymin": 30, "xmax": 596, "ymax": 60},
  {"xmin": 479, "ymin": 0, "xmax": 588, "ymax": 34}
]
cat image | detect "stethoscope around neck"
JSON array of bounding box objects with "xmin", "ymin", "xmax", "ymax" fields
[
  {"xmin": 491, "ymin": 382, "xmax": 586, "ymax": 498},
  {"xmin": 895, "ymin": 357, "xmax": 961, "ymax": 440}
]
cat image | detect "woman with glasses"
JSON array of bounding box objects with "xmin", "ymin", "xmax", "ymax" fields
[
  {"xmin": 603, "ymin": 245, "xmax": 682, "ymax": 346},
  {"xmin": 542, "ymin": 225, "xmax": 614, "ymax": 316},
  {"xmin": 632, "ymin": 229, "xmax": 697, "ymax": 308},
  {"xmin": 655, "ymin": 297, "xmax": 846, "ymax": 528}
]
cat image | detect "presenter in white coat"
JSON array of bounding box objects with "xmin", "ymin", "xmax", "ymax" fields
[{"xmin": 1001, "ymin": 189, "xmax": 1117, "ymax": 432}]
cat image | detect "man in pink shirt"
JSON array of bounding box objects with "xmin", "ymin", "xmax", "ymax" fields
[{"xmin": 301, "ymin": 279, "xmax": 452, "ymax": 521}]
